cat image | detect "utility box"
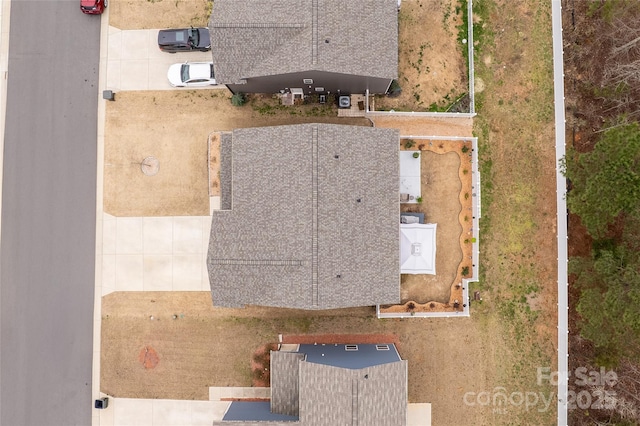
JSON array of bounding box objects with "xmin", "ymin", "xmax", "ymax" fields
[
  {"xmin": 94, "ymin": 397, "xmax": 109, "ymax": 409},
  {"xmin": 102, "ymin": 90, "xmax": 115, "ymax": 101}
]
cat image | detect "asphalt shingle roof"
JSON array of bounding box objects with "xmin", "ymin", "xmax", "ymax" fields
[
  {"xmin": 299, "ymin": 361, "xmax": 407, "ymax": 426},
  {"xmin": 207, "ymin": 123, "xmax": 400, "ymax": 310},
  {"xmin": 209, "ymin": 0, "xmax": 398, "ymax": 84}
]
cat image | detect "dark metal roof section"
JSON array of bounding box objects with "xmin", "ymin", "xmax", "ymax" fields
[
  {"xmin": 222, "ymin": 401, "xmax": 299, "ymax": 422},
  {"xmin": 298, "ymin": 343, "xmax": 401, "ymax": 369}
]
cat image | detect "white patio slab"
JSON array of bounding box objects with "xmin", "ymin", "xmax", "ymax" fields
[
  {"xmin": 106, "ymin": 27, "xmax": 227, "ymax": 92},
  {"xmin": 102, "ymin": 214, "xmax": 212, "ymax": 294},
  {"xmin": 400, "ymin": 150, "xmax": 422, "ymax": 203}
]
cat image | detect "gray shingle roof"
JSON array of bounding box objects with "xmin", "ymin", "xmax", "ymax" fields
[
  {"xmin": 220, "ymin": 132, "xmax": 233, "ymax": 210},
  {"xmin": 271, "ymin": 351, "xmax": 305, "ymax": 416},
  {"xmin": 207, "ymin": 124, "xmax": 400, "ymax": 310},
  {"xmin": 209, "ymin": 0, "xmax": 398, "ymax": 84},
  {"xmin": 299, "ymin": 361, "xmax": 407, "ymax": 426},
  {"xmin": 214, "ymin": 344, "xmax": 407, "ymax": 425}
]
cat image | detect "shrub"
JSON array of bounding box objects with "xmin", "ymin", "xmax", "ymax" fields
[
  {"xmin": 413, "ymin": 152, "xmax": 420, "ymax": 159},
  {"xmin": 231, "ymin": 92, "xmax": 247, "ymax": 106},
  {"xmin": 416, "ymin": 196, "xmax": 423, "ymax": 203},
  {"xmin": 404, "ymin": 139, "xmax": 415, "ymax": 149}
]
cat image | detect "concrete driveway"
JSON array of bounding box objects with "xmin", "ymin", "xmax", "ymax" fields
[{"xmin": 106, "ymin": 27, "xmax": 225, "ymax": 91}]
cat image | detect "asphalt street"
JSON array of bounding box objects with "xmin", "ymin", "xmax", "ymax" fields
[{"xmin": 1, "ymin": 1, "xmax": 100, "ymax": 424}]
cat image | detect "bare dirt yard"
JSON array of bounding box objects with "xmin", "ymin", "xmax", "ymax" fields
[
  {"xmin": 109, "ymin": 0, "xmax": 212, "ymax": 30},
  {"xmin": 102, "ymin": 291, "xmax": 501, "ymax": 424},
  {"xmin": 104, "ymin": 91, "xmax": 369, "ymax": 216},
  {"xmin": 374, "ymin": 0, "xmax": 468, "ymax": 112}
]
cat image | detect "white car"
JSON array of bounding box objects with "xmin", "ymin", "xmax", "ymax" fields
[{"xmin": 167, "ymin": 62, "xmax": 216, "ymax": 87}]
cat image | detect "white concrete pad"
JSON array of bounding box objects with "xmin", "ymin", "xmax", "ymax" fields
[
  {"xmin": 105, "ymin": 60, "xmax": 121, "ymax": 92},
  {"xmin": 209, "ymin": 196, "xmax": 220, "ymax": 214},
  {"xmin": 115, "ymin": 217, "xmax": 143, "ymax": 254},
  {"xmin": 106, "ymin": 27, "xmax": 227, "ymax": 92},
  {"xmin": 143, "ymin": 217, "xmax": 174, "ymax": 254},
  {"xmin": 120, "ymin": 59, "xmax": 150, "ymax": 91},
  {"xmin": 102, "ymin": 254, "xmax": 116, "ymax": 295},
  {"xmin": 408, "ymin": 403, "xmax": 432, "ymax": 426},
  {"xmin": 104, "ymin": 215, "xmax": 212, "ymax": 292},
  {"xmin": 400, "ymin": 150, "xmax": 422, "ymax": 202},
  {"xmin": 143, "ymin": 255, "xmax": 174, "ymax": 291},
  {"xmin": 173, "ymin": 255, "xmax": 202, "ymax": 291},
  {"xmin": 103, "ymin": 398, "xmax": 231, "ymax": 425},
  {"xmin": 173, "ymin": 217, "xmax": 203, "ymax": 254},
  {"xmin": 115, "ymin": 255, "xmax": 144, "ymax": 291},
  {"xmin": 102, "ymin": 216, "xmax": 117, "ymax": 254},
  {"xmin": 113, "ymin": 398, "xmax": 154, "ymax": 426},
  {"xmin": 121, "ymin": 30, "xmax": 149, "ymax": 60}
]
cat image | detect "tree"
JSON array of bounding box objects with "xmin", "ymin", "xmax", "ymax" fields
[
  {"xmin": 565, "ymin": 122, "xmax": 640, "ymax": 237},
  {"xmin": 572, "ymin": 244, "xmax": 640, "ymax": 363}
]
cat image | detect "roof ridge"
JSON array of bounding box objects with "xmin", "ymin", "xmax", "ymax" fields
[
  {"xmin": 211, "ymin": 22, "xmax": 305, "ymax": 29},
  {"xmin": 311, "ymin": 0, "xmax": 318, "ymax": 65}
]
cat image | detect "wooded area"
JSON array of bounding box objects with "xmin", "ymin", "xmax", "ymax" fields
[{"xmin": 564, "ymin": 1, "xmax": 640, "ymax": 424}]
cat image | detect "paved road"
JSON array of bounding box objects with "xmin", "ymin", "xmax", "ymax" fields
[{"xmin": 1, "ymin": 1, "xmax": 99, "ymax": 425}]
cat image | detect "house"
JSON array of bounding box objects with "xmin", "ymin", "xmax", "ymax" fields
[
  {"xmin": 206, "ymin": 123, "xmax": 400, "ymax": 310},
  {"xmin": 213, "ymin": 343, "xmax": 408, "ymax": 425},
  {"xmin": 208, "ymin": 0, "xmax": 398, "ymax": 96}
]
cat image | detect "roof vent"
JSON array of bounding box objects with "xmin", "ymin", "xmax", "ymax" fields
[{"xmin": 345, "ymin": 345, "xmax": 358, "ymax": 351}]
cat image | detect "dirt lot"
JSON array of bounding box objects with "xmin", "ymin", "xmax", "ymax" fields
[
  {"xmin": 109, "ymin": 0, "xmax": 212, "ymax": 30},
  {"xmin": 375, "ymin": 0, "xmax": 468, "ymax": 111},
  {"xmin": 101, "ymin": 291, "xmax": 502, "ymax": 424}
]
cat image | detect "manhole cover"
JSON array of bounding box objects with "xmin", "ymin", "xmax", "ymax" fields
[{"xmin": 141, "ymin": 156, "xmax": 159, "ymax": 176}]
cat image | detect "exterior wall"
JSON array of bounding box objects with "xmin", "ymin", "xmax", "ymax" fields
[{"xmin": 225, "ymin": 70, "xmax": 392, "ymax": 95}]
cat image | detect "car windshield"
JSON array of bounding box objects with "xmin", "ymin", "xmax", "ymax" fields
[
  {"xmin": 181, "ymin": 65, "xmax": 190, "ymax": 83},
  {"xmin": 188, "ymin": 28, "xmax": 199, "ymax": 46}
]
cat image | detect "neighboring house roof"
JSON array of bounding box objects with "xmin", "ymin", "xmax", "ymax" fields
[
  {"xmin": 216, "ymin": 344, "xmax": 407, "ymax": 425},
  {"xmin": 207, "ymin": 124, "xmax": 400, "ymax": 310},
  {"xmin": 298, "ymin": 361, "xmax": 407, "ymax": 426},
  {"xmin": 208, "ymin": 0, "xmax": 399, "ymax": 84}
]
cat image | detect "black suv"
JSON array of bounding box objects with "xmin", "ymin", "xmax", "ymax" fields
[{"xmin": 158, "ymin": 28, "xmax": 211, "ymax": 53}]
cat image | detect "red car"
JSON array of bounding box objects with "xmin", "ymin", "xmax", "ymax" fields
[{"xmin": 81, "ymin": 0, "xmax": 106, "ymax": 14}]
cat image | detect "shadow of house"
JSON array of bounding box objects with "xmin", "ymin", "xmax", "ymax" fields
[
  {"xmin": 207, "ymin": 124, "xmax": 400, "ymax": 309},
  {"xmin": 213, "ymin": 343, "xmax": 407, "ymax": 425},
  {"xmin": 208, "ymin": 0, "xmax": 398, "ymax": 96}
]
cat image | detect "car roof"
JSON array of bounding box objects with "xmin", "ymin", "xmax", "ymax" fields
[
  {"xmin": 158, "ymin": 28, "xmax": 190, "ymax": 44},
  {"xmin": 187, "ymin": 62, "xmax": 212, "ymax": 80}
]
